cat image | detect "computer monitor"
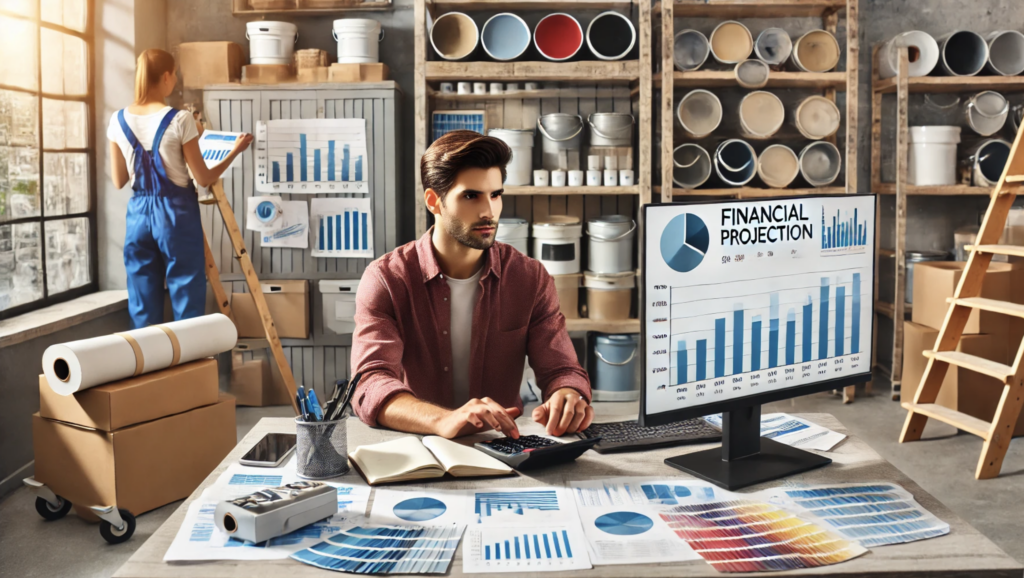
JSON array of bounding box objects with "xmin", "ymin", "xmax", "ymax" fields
[{"xmin": 640, "ymin": 195, "xmax": 875, "ymax": 490}]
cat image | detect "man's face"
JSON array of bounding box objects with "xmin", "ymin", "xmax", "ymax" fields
[{"xmin": 436, "ymin": 166, "xmax": 504, "ymax": 250}]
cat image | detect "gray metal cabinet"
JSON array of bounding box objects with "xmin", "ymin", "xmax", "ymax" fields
[{"xmin": 202, "ymin": 82, "xmax": 401, "ymax": 396}]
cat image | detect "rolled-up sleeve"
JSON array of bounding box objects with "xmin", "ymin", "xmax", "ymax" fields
[
  {"xmin": 527, "ymin": 270, "xmax": 592, "ymax": 403},
  {"xmin": 350, "ymin": 264, "xmax": 417, "ymax": 426}
]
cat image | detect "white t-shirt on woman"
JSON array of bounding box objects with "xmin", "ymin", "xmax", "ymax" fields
[{"xmin": 107, "ymin": 107, "xmax": 199, "ymax": 189}]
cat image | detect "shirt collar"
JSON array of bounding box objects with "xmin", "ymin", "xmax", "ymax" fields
[{"xmin": 416, "ymin": 227, "xmax": 502, "ymax": 283}]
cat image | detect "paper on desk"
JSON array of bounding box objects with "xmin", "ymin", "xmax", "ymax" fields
[
  {"xmin": 462, "ymin": 523, "xmax": 593, "ymax": 573},
  {"xmin": 470, "ymin": 486, "xmax": 578, "ymax": 526},
  {"xmin": 368, "ymin": 488, "xmax": 474, "ymax": 527},
  {"xmin": 292, "ymin": 523, "xmax": 463, "ymax": 574},
  {"xmin": 570, "ymin": 477, "xmax": 718, "ymax": 508},
  {"xmin": 704, "ymin": 412, "xmax": 846, "ymax": 451}
]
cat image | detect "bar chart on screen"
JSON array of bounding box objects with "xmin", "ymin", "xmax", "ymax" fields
[
  {"xmin": 463, "ymin": 526, "xmax": 592, "ymax": 573},
  {"xmin": 310, "ymin": 198, "xmax": 374, "ymax": 258},
  {"xmin": 254, "ymin": 119, "xmax": 369, "ymax": 194}
]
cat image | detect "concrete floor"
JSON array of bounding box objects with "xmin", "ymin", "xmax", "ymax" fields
[{"xmin": 1, "ymin": 386, "xmax": 1022, "ymax": 577}]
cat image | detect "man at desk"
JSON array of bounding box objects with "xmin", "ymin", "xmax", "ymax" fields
[{"xmin": 351, "ymin": 130, "xmax": 593, "ymax": 439}]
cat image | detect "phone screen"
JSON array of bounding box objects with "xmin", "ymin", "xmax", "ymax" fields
[{"xmin": 241, "ymin": 433, "xmax": 297, "ymax": 465}]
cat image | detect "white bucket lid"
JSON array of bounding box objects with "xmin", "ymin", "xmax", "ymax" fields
[
  {"xmin": 319, "ymin": 279, "xmax": 360, "ymax": 293},
  {"xmin": 488, "ymin": 128, "xmax": 534, "ymax": 148},
  {"xmin": 533, "ymin": 215, "xmax": 582, "ymax": 239},
  {"xmin": 247, "ymin": 21, "xmax": 298, "ymax": 36},
  {"xmin": 497, "ymin": 218, "xmax": 529, "ymax": 239},
  {"xmin": 795, "ymin": 96, "xmax": 841, "ymax": 139},
  {"xmin": 584, "ymin": 271, "xmax": 635, "ymax": 290},
  {"xmin": 909, "ymin": 125, "xmax": 961, "ymax": 144},
  {"xmin": 334, "ymin": 18, "xmax": 380, "ymax": 32}
]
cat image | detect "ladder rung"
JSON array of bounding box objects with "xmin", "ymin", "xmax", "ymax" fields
[
  {"xmin": 924, "ymin": 350, "xmax": 1015, "ymax": 382},
  {"xmin": 902, "ymin": 403, "xmax": 992, "ymax": 439},
  {"xmin": 948, "ymin": 296, "xmax": 1024, "ymax": 319},
  {"xmin": 1007, "ymin": 175, "xmax": 1024, "ymax": 183},
  {"xmin": 966, "ymin": 244, "xmax": 1024, "ymax": 258}
]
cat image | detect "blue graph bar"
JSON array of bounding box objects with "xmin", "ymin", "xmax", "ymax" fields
[
  {"xmin": 355, "ymin": 156, "xmax": 363, "ymax": 181},
  {"xmin": 299, "ymin": 134, "xmax": 308, "ymax": 181},
  {"xmin": 272, "ymin": 162, "xmax": 280, "ymax": 183},
  {"xmin": 505, "ymin": 540, "xmax": 510, "ymax": 559},
  {"xmin": 836, "ymin": 286, "xmax": 846, "ymax": 356},
  {"xmin": 852, "ymin": 273, "xmax": 861, "ymax": 354},
  {"xmin": 819, "ymin": 278, "xmax": 830, "ymax": 359},
  {"xmin": 714, "ymin": 318, "xmax": 725, "ymax": 378},
  {"xmin": 562, "ymin": 530, "xmax": 572, "ymax": 558},
  {"xmin": 286, "ymin": 153, "xmax": 294, "ymax": 181},
  {"xmin": 677, "ymin": 341, "xmax": 687, "ymax": 384},
  {"xmin": 361, "ymin": 213, "xmax": 368, "ymax": 251},
  {"xmin": 802, "ymin": 297, "xmax": 813, "ymax": 362},
  {"xmin": 534, "ymin": 535, "xmax": 541, "ymax": 559},
  {"xmin": 515, "ymin": 537, "xmax": 520, "ymax": 558},
  {"xmin": 696, "ymin": 340, "xmax": 706, "ymax": 381},
  {"xmin": 352, "ymin": 210, "xmax": 359, "ymax": 250},
  {"xmin": 342, "ymin": 144, "xmax": 350, "ymax": 181},
  {"xmin": 751, "ymin": 317, "xmax": 761, "ymax": 371},
  {"xmin": 495, "ymin": 542, "xmax": 501, "ymax": 560},
  {"xmin": 314, "ymin": 149, "xmax": 321, "ymax": 182},
  {"xmin": 344, "ymin": 211, "xmax": 351, "ymax": 250},
  {"xmin": 524, "ymin": 534, "xmax": 530, "ymax": 559},
  {"xmin": 485, "ymin": 545, "xmax": 491, "ymax": 560},
  {"xmin": 543, "ymin": 534, "xmax": 551, "ymax": 558},
  {"xmin": 769, "ymin": 293, "xmax": 779, "ymax": 369},
  {"xmin": 335, "ymin": 214, "xmax": 341, "ymax": 253},
  {"xmin": 733, "ymin": 306, "xmax": 744, "ymax": 375},
  {"xmin": 328, "ymin": 141, "xmax": 336, "ymax": 181},
  {"xmin": 327, "ymin": 217, "xmax": 333, "ymax": 251},
  {"xmin": 822, "ymin": 207, "xmax": 868, "ymax": 249},
  {"xmin": 551, "ymin": 532, "xmax": 562, "ymax": 558},
  {"xmin": 785, "ymin": 309, "xmax": 796, "ymax": 366},
  {"xmin": 318, "ymin": 217, "xmax": 324, "ymax": 251}
]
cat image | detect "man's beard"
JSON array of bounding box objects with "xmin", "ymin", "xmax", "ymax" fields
[{"xmin": 441, "ymin": 209, "xmax": 497, "ymax": 251}]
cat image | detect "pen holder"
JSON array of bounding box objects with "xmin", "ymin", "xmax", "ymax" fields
[{"xmin": 294, "ymin": 416, "xmax": 349, "ymax": 479}]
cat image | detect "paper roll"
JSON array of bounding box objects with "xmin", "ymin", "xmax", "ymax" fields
[{"xmin": 42, "ymin": 314, "xmax": 238, "ymax": 396}]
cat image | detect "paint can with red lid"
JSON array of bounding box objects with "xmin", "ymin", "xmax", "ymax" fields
[{"xmin": 534, "ymin": 13, "xmax": 584, "ymax": 61}]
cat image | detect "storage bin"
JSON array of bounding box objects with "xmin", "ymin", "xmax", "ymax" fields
[
  {"xmin": 584, "ymin": 271, "xmax": 634, "ymax": 321},
  {"xmin": 533, "ymin": 216, "xmax": 582, "ymax": 275},
  {"xmin": 333, "ymin": 19, "xmax": 381, "ymax": 64},
  {"xmin": 592, "ymin": 334, "xmax": 639, "ymax": 402},
  {"xmin": 587, "ymin": 215, "xmax": 635, "ymax": 274},
  {"xmin": 246, "ymin": 21, "xmax": 298, "ymax": 66},
  {"xmin": 231, "ymin": 279, "xmax": 309, "ymax": 339},
  {"xmin": 553, "ymin": 273, "xmax": 581, "ymax": 320},
  {"xmin": 319, "ymin": 280, "xmax": 360, "ymax": 335}
]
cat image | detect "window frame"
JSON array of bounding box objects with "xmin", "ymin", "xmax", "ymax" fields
[{"xmin": 0, "ymin": 0, "xmax": 98, "ymax": 320}]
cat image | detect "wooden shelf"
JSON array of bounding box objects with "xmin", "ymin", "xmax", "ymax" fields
[
  {"xmin": 565, "ymin": 318, "xmax": 640, "ymax": 333},
  {"xmin": 428, "ymin": 0, "xmax": 633, "ymax": 9},
  {"xmin": 505, "ymin": 186, "xmax": 640, "ymax": 195},
  {"xmin": 231, "ymin": 0, "xmax": 391, "ymax": 14},
  {"xmin": 425, "ymin": 61, "xmax": 639, "ymax": 81},
  {"xmin": 428, "ymin": 87, "xmax": 628, "ymax": 101},
  {"xmin": 874, "ymin": 75, "xmax": 1024, "ymax": 94},
  {"xmin": 875, "ymin": 183, "xmax": 993, "ymax": 196},
  {"xmin": 658, "ymin": 70, "xmax": 847, "ymax": 90},
  {"xmin": 662, "ymin": 0, "xmax": 845, "ymax": 18},
  {"xmin": 659, "ymin": 186, "xmax": 848, "ymax": 198}
]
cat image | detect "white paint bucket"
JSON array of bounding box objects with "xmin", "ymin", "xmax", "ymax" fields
[
  {"xmin": 430, "ymin": 12, "xmax": 479, "ymax": 61},
  {"xmin": 586, "ymin": 12, "xmax": 636, "ymax": 61},
  {"xmin": 754, "ymin": 28, "xmax": 792, "ymax": 66},
  {"xmin": 333, "ymin": 19, "xmax": 381, "ymax": 64},
  {"xmin": 672, "ymin": 143, "xmax": 711, "ymax": 189},
  {"xmin": 798, "ymin": 141, "xmax": 842, "ymax": 187},
  {"xmin": 588, "ymin": 113, "xmax": 634, "ymax": 147},
  {"xmin": 791, "ymin": 29, "xmax": 840, "ymax": 72},
  {"xmin": 532, "ymin": 216, "xmax": 583, "ymax": 275},
  {"xmin": 488, "ymin": 128, "xmax": 534, "ymax": 186},
  {"xmin": 709, "ymin": 21, "xmax": 752, "ymax": 64},
  {"xmin": 757, "ymin": 144, "xmax": 799, "ymax": 188},
  {"xmin": 673, "ymin": 29, "xmax": 709, "ymax": 71},
  {"xmin": 738, "ymin": 91, "xmax": 784, "ymax": 139},
  {"xmin": 587, "ymin": 215, "xmax": 635, "ymax": 274},
  {"xmin": 584, "ymin": 272, "xmax": 634, "ymax": 321},
  {"xmin": 677, "ymin": 89, "xmax": 722, "ymax": 138},
  {"xmin": 908, "ymin": 126, "xmax": 960, "ymax": 186},
  {"xmin": 964, "ymin": 91, "xmax": 1009, "ymax": 137},
  {"xmin": 986, "ymin": 31, "xmax": 1024, "ymax": 76},
  {"xmin": 937, "ymin": 31, "xmax": 989, "ymax": 76},
  {"xmin": 735, "ymin": 59, "xmax": 769, "ymax": 89},
  {"xmin": 714, "ymin": 139, "xmax": 757, "ymax": 187},
  {"xmin": 795, "ymin": 96, "xmax": 841, "ymax": 140},
  {"xmin": 878, "ymin": 30, "xmax": 940, "ymax": 78},
  {"xmin": 538, "ymin": 113, "xmax": 583, "ymax": 170},
  {"xmin": 246, "ymin": 21, "xmax": 298, "ymax": 65},
  {"xmin": 496, "ymin": 218, "xmax": 529, "ymax": 254},
  {"xmin": 966, "ymin": 139, "xmax": 1012, "ymax": 187}
]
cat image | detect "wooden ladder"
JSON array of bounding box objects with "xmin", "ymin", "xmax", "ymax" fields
[{"xmin": 899, "ymin": 125, "xmax": 1024, "ymax": 479}]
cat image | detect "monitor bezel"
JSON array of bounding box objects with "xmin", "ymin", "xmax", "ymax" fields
[{"xmin": 639, "ymin": 195, "xmax": 878, "ymax": 428}]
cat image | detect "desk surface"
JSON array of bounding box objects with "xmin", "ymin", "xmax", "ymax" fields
[{"xmin": 114, "ymin": 404, "xmax": 1023, "ymax": 578}]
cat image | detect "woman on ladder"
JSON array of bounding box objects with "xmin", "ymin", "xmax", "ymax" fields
[{"xmin": 108, "ymin": 49, "xmax": 253, "ymax": 329}]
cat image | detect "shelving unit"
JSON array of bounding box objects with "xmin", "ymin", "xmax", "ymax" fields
[
  {"xmin": 414, "ymin": 0, "xmax": 650, "ymax": 335},
  {"xmin": 870, "ymin": 45, "xmax": 1024, "ymax": 400},
  {"xmin": 231, "ymin": 0, "xmax": 392, "ymax": 14}
]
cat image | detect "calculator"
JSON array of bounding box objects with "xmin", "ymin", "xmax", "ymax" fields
[{"xmin": 474, "ymin": 435, "xmax": 601, "ymax": 470}]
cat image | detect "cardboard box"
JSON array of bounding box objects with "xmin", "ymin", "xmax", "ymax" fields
[
  {"xmin": 298, "ymin": 67, "xmax": 330, "ymax": 83},
  {"xmin": 329, "ymin": 63, "xmax": 389, "ymax": 83},
  {"xmin": 901, "ymin": 321, "xmax": 1023, "ymax": 436},
  {"xmin": 242, "ymin": 64, "xmax": 296, "ymax": 85},
  {"xmin": 228, "ymin": 358, "xmax": 270, "ymax": 406},
  {"xmin": 179, "ymin": 42, "xmax": 242, "ymax": 89},
  {"xmin": 33, "ymin": 395, "xmax": 236, "ymax": 518},
  {"xmin": 38, "ymin": 359, "xmax": 219, "ymax": 431},
  {"xmin": 231, "ymin": 280, "xmax": 309, "ymax": 339},
  {"xmin": 911, "ymin": 261, "xmax": 1012, "ymax": 334}
]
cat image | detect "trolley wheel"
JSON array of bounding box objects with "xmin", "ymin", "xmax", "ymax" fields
[
  {"xmin": 35, "ymin": 496, "xmax": 72, "ymax": 521},
  {"xmin": 99, "ymin": 509, "xmax": 136, "ymax": 544}
]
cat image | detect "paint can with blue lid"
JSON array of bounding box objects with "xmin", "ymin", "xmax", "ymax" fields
[{"xmin": 481, "ymin": 13, "xmax": 531, "ymax": 61}]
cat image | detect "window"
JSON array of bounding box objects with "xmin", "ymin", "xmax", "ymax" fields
[{"xmin": 0, "ymin": 0, "xmax": 95, "ymax": 318}]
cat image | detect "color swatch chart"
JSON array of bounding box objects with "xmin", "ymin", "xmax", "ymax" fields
[
  {"xmin": 474, "ymin": 491, "xmax": 560, "ymax": 519},
  {"xmin": 292, "ymin": 524, "xmax": 462, "ymax": 575},
  {"xmin": 255, "ymin": 119, "xmax": 369, "ymax": 194},
  {"xmin": 463, "ymin": 526, "xmax": 591, "ymax": 573},
  {"xmin": 311, "ymin": 198, "xmax": 374, "ymax": 258}
]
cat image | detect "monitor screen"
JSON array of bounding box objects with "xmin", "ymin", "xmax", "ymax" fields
[{"xmin": 641, "ymin": 195, "xmax": 876, "ymax": 426}]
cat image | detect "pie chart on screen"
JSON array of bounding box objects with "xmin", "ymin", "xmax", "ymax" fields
[
  {"xmin": 594, "ymin": 511, "xmax": 654, "ymax": 536},
  {"xmin": 660, "ymin": 213, "xmax": 709, "ymax": 272},
  {"xmin": 393, "ymin": 497, "xmax": 447, "ymax": 522}
]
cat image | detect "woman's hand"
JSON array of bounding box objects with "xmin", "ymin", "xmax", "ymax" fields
[{"xmin": 230, "ymin": 133, "xmax": 254, "ymax": 156}]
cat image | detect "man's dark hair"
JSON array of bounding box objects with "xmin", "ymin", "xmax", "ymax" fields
[{"xmin": 420, "ymin": 130, "xmax": 512, "ymax": 201}]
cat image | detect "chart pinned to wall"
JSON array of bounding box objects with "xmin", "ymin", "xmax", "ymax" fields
[
  {"xmin": 249, "ymin": 197, "xmax": 309, "ymax": 249},
  {"xmin": 255, "ymin": 119, "xmax": 369, "ymax": 194},
  {"xmin": 198, "ymin": 130, "xmax": 244, "ymax": 170},
  {"xmin": 311, "ymin": 197, "xmax": 374, "ymax": 258}
]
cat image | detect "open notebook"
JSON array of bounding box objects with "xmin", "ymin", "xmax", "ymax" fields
[{"xmin": 348, "ymin": 436, "xmax": 513, "ymax": 485}]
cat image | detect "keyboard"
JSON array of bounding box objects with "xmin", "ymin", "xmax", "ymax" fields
[{"xmin": 578, "ymin": 418, "xmax": 721, "ymax": 454}]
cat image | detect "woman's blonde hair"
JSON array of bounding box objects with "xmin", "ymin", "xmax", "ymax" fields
[{"xmin": 134, "ymin": 49, "xmax": 176, "ymax": 104}]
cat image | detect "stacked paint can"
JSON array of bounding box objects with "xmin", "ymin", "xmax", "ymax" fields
[
  {"xmin": 533, "ymin": 216, "xmax": 584, "ymax": 320},
  {"xmin": 590, "ymin": 333, "xmax": 639, "ymax": 401},
  {"xmin": 584, "ymin": 215, "xmax": 635, "ymax": 321}
]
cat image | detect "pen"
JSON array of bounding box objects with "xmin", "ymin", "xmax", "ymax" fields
[
  {"xmin": 307, "ymin": 389, "xmax": 325, "ymax": 422},
  {"xmin": 298, "ymin": 386, "xmax": 311, "ymax": 422},
  {"xmin": 325, "ymin": 378, "xmax": 347, "ymax": 419},
  {"xmin": 335, "ymin": 372, "xmax": 363, "ymax": 420}
]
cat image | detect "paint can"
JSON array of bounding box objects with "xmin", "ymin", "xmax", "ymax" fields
[
  {"xmin": 673, "ymin": 29, "xmax": 709, "ymax": 71},
  {"xmin": 588, "ymin": 113, "xmax": 634, "ymax": 147},
  {"xmin": 429, "ymin": 12, "xmax": 479, "ymax": 61},
  {"xmin": 798, "ymin": 141, "xmax": 842, "ymax": 187},
  {"xmin": 1012, "ymin": 104, "xmax": 1023, "ymax": 134},
  {"xmin": 964, "ymin": 91, "xmax": 1009, "ymax": 137},
  {"xmin": 676, "ymin": 89, "xmax": 722, "ymax": 138},
  {"xmin": 714, "ymin": 139, "xmax": 757, "ymax": 187},
  {"xmin": 754, "ymin": 28, "xmax": 792, "ymax": 66},
  {"xmin": 709, "ymin": 21, "xmax": 752, "ymax": 64},
  {"xmin": 735, "ymin": 59, "xmax": 770, "ymax": 89},
  {"xmin": 587, "ymin": 215, "xmax": 635, "ymax": 274},
  {"xmin": 877, "ymin": 31, "xmax": 940, "ymax": 78},
  {"xmin": 672, "ymin": 143, "xmax": 712, "ymax": 189},
  {"xmin": 496, "ymin": 218, "xmax": 529, "ymax": 254},
  {"xmin": 794, "ymin": 95, "xmax": 841, "ymax": 140},
  {"xmin": 964, "ymin": 139, "xmax": 1012, "ymax": 187},
  {"xmin": 245, "ymin": 21, "xmax": 298, "ymax": 65},
  {"xmin": 332, "ymin": 19, "xmax": 381, "ymax": 64},
  {"xmin": 591, "ymin": 333, "xmax": 639, "ymax": 401},
  {"xmin": 534, "ymin": 13, "xmax": 583, "ymax": 61},
  {"xmin": 586, "ymin": 11, "xmax": 636, "ymax": 61},
  {"xmin": 488, "ymin": 128, "xmax": 534, "ymax": 186},
  {"xmin": 757, "ymin": 144, "xmax": 799, "ymax": 189},
  {"xmin": 791, "ymin": 29, "xmax": 840, "ymax": 72},
  {"xmin": 553, "ymin": 274, "xmax": 581, "ymax": 319},
  {"xmin": 584, "ymin": 272, "xmax": 635, "ymax": 322},
  {"xmin": 738, "ymin": 91, "xmax": 784, "ymax": 139},
  {"xmin": 908, "ymin": 126, "xmax": 961, "ymax": 186},
  {"xmin": 936, "ymin": 31, "xmax": 989, "ymax": 76},
  {"xmin": 532, "ymin": 216, "xmax": 583, "ymax": 275},
  {"xmin": 986, "ymin": 31, "xmax": 1024, "ymax": 76},
  {"xmin": 538, "ymin": 113, "xmax": 583, "ymax": 170},
  {"xmin": 481, "ymin": 13, "xmax": 531, "ymax": 61}
]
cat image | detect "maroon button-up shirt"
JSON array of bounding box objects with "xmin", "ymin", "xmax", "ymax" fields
[{"xmin": 350, "ymin": 230, "xmax": 591, "ymax": 427}]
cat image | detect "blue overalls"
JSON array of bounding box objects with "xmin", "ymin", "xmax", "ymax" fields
[{"xmin": 118, "ymin": 109, "xmax": 206, "ymax": 329}]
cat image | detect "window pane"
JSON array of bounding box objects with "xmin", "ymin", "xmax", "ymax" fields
[
  {"xmin": 0, "ymin": 221, "xmax": 43, "ymax": 311},
  {"xmin": 44, "ymin": 99, "xmax": 87, "ymax": 149},
  {"xmin": 41, "ymin": 0, "xmax": 61, "ymax": 23},
  {"xmin": 0, "ymin": 147, "xmax": 41, "ymax": 222},
  {"xmin": 44, "ymin": 153, "xmax": 88, "ymax": 215},
  {"xmin": 63, "ymin": 33, "xmax": 87, "ymax": 95},
  {"xmin": 41, "ymin": 0, "xmax": 86, "ymax": 32},
  {"xmin": 42, "ymin": 30, "xmax": 87, "ymax": 96},
  {"xmin": 0, "ymin": 90, "xmax": 39, "ymax": 147},
  {"xmin": 0, "ymin": 16, "xmax": 38, "ymax": 91},
  {"xmin": 45, "ymin": 216, "xmax": 90, "ymax": 294},
  {"xmin": 0, "ymin": 0, "xmax": 37, "ymax": 17}
]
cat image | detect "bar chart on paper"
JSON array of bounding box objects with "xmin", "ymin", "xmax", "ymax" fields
[
  {"xmin": 474, "ymin": 491, "xmax": 560, "ymax": 520},
  {"xmin": 464, "ymin": 526, "xmax": 592, "ymax": 573},
  {"xmin": 310, "ymin": 198, "xmax": 374, "ymax": 258},
  {"xmin": 255, "ymin": 119, "xmax": 369, "ymax": 194},
  {"xmin": 198, "ymin": 131, "xmax": 243, "ymax": 170}
]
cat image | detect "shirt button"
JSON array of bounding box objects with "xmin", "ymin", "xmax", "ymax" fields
[
  {"xmin": 443, "ymin": 330, "xmax": 448, "ymax": 335},
  {"xmin": 444, "ymin": 367, "xmax": 449, "ymax": 372},
  {"xmin": 443, "ymin": 297, "xmax": 447, "ymax": 301}
]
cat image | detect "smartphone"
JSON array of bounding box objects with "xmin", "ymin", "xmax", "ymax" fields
[{"xmin": 240, "ymin": 433, "xmax": 297, "ymax": 467}]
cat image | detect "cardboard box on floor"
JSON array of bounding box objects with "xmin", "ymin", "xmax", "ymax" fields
[
  {"xmin": 227, "ymin": 348, "xmax": 293, "ymax": 407},
  {"xmin": 901, "ymin": 320, "xmax": 1024, "ymax": 436},
  {"xmin": 33, "ymin": 395, "xmax": 236, "ymax": 521},
  {"xmin": 912, "ymin": 261, "xmax": 1012, "ymax": 334},
  {"xmin": 231, "ymin": 279, "xmax": 309, "ymax": 339},
  {"xmin": 178, "ymin": 42, "xmax": 242, "ymax": 89},
  {"xmin": 38, "ymin": 359, "xmax": 219, "ymax": 431}
]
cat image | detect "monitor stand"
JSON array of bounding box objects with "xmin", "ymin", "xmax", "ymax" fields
[{"xmin": 664, "ymin": 405, "xmax": 831, "ymax": 491}]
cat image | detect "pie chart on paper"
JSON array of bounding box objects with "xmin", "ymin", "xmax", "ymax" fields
[
  {"xmin": 393, "ymin": 497, "xmax": 447, "ymax": 522},
  {"xmin": 594, "ymin": 511, "xmax": 654, "ymax": 536},
  {"xmin": 661, "ymin": 213, "xmax": 709, "ymax": 273}
]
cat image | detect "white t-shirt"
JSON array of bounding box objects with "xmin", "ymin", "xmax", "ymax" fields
[
  {"xmin": 445, "ymin": 268, "xmax": 482, "ymax": 406},
  {"xmin": 107, "ymin": 107, "xmax": 199, "ymax": 189}
]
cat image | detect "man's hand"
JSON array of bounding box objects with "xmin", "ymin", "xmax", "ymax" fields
[
  {"xmin": 435, "ymin": 397, "xmax": 521, "ymax": 439},
  {"xmin": 532, "ymin": 388, "xmax": 594, "ymax": 436}
]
